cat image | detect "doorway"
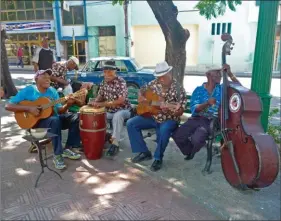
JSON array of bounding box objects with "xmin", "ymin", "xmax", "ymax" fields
[{"xmin": 65, "ymin": 41, "xmax": 86, "ymax": 65}]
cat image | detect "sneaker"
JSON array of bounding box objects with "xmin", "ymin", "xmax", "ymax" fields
[
  {"xmin": 62, "ymin": 149, "xmax": 81, "ymax": 160},
  {"xmin": 53, "ymin": 155, "xmax": 66, "ymax": 170}
]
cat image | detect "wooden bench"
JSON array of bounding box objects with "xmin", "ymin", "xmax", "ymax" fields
[{"xmin": 125, "ymin": 88, "xmax": 221, "ymax": 175}]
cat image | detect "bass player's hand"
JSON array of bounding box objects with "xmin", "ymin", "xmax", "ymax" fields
[{"xmin": 29, "ymin": 106, "xmax": 41, "ymax": 116}]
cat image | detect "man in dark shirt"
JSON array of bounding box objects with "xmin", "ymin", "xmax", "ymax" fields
[{"xmin": 32, "ymin": 36, "xmax": 56, "ymax": 72}]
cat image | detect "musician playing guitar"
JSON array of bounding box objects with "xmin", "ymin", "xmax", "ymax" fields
[
  {"xmin": 172, "ymin": 64, "xmax": 240, "ymax": 160},
  {"xmin": 5, "ymin": 69, "xmax": 82, "ymax": 170},
  {"xmin": 127, "ymin": 61, "xmax": 187, "ymax": 171}
]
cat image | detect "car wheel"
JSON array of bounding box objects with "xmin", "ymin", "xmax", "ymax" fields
[{"xmin": 127, "ymin": 83, "xmax": 139, "ymax": 89}]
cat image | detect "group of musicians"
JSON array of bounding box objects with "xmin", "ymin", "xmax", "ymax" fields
[{"xmin": 5, "ymin": 59, "xmax": 241, "ymax": 171}]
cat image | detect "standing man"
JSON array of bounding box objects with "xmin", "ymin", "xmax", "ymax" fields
[
  {"xmin": 32, "ymin": 36, "xmax": 56, "ymax": 72},
  {"xmin": 89, "ymin": 60, "xmax": 132, "ymax": 157},
  {"xmin": 17, "ymin": 45, "xmax": 24, "ymax": 68},
  {"xmin": 126, "ymin": 61, "xmax": 187, "ymax": 171},
  {"xmin": 172, "ymin": 64, "xmax": 240, "ymax": 160}
]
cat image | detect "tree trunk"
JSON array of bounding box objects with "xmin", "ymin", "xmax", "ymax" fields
[
  {"xmin": 1, "ymin": 29, "xmax": 17, "ymax": 98},
  {"xmin": 147, "ymin": 0, "xmax": 190, "ymax": 85}
]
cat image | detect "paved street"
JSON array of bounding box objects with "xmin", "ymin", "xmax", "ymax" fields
[{"xmin": 8, "ymin": 70, "xmax": 281, "ymax": 98}]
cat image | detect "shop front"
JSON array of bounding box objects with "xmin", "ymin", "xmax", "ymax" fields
[{"xmin": 5, "ymin": 21, "xmax": 56, "ymax": 65}]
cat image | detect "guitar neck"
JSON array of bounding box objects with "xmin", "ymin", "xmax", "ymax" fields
[
  {"xmin": 42, "ymin": 97, "xmax": 67, "ymax": 110},
  {"xmin": 41, "ymin": 89, "xmax": 87, "ymax": 110}
]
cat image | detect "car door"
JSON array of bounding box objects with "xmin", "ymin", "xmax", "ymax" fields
[{"xmin": 115, "ymin": 60, "xmax": 141, "ymax": 88}]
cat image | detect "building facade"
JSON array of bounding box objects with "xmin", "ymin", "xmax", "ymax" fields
[
  {"xmin": 86, "ymin": 1, "xmax": 127, "ymax": 59},
  {"xmin": 1, "ymin": 0, "xmax": 56, "ymax": 65},
  {"xmin": 3, "ymin": 0, "xmax": 279, "ymax": 72},
  {"xmin": 130, "ymin": 1, "xmax": 280, "ymax": 73},
  {"xmin": 53, "ymin": 0, "xmax": 88, "ymax": 64}
]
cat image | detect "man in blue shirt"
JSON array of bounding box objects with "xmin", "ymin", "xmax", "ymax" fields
[
  {"xmin": 172, "ymin": 64, "xmax": 240, "ymax": 160},
  {"xmin": 5, "ymin": 69, "xmax": 81, "ymax": 170}
]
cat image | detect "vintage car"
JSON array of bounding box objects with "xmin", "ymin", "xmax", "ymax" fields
[{"xmin": 66, "ymin": 56, "xmax": 155, "ymax": 89}]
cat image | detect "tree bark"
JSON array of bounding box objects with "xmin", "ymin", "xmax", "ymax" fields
[
  {"xmin": 147, "ymin": 0, "xmax": 190, "ymax": 85},
  {"xmin": 1, "ymin": 29, "xmax": 17, "ymax": 98}
]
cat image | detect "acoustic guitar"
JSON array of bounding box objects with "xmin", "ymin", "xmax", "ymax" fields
[
  {"xmin": 136, "ymin": 89, "xmax": 179, "ymax": 117},
  {"xmin": 15, "ymin": 88, "xmax": 87, "ymax": 129}
]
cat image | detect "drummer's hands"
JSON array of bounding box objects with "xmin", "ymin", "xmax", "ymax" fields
[{"xmin": 89, "ymin": 99, "xmax": 104, "ymax": 108}]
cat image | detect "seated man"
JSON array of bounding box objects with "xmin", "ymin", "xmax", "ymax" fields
[
  {"xmin": 172, "ymin": 64, "xmax": 240, "ymax": 160},
  {"xmin": 51, "ymin": 56, "xmax": 80, "ymax": 93},
  {"xmin": 89, "ymin": 61, "xmax": 132, "ymax": 156},
  {"xmin": 127, "ymin": 61, "xmax": 187, "ymax": 172},
  {"xmin": 5, "ymin": 69, "xmax": 82, "ymax": 170}
]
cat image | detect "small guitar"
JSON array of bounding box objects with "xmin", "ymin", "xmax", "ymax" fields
[
  {"xmin": 15, "ymin": 88, "xmax": 87, "ymax": 129},
  {"xmin": 136, "ymin": 89, "xmax": 180, "ymax": 117}
]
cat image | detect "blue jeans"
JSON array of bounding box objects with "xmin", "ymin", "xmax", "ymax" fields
[
  {"xmin": 35, "ymin": 113, "xmax": 81, "ymax": 155},
  {"xmin": 126, "ymin": 116, "xmax": 178, "ymax": 160}
]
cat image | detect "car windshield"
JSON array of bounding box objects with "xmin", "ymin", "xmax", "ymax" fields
[{"xmin": 131, "ymin": 58, "xmax": 143, "ymax": 71}]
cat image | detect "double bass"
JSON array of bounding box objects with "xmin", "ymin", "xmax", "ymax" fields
[{"xmin": 220, "ymin": 33, "xmax": 280, "ymax": 190}]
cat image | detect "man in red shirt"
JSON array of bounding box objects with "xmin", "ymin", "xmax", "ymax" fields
[{"xmin": 17, "ymin": 45, "xmax": 24, "ymax": 68}]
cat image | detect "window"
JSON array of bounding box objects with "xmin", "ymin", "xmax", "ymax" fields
[
  {"xmin": 62, "ymin": 6, "xmax": 84, "ymax": 25},
  {"xmin": 99, "ymin": 26, "xmax": 116, "ymax": 36},
  {"xmin": 211, "ymin": 22, "xmax": 232, "ymax": 35},
  {"xmin": 115, "ymin": 61, "xmax": 128, "ymax": 72},
  {"xmin": 35, "ymin": 10, "xmax": 44, "ymax": 20},
  {"xmin": 17, "ymin": 11, "xmax": 26, "ymax": 20},
  {"xmin": 83, "ymin": 61, "xmax": 98, "ymax": 72},
  {"xmin": 0, "ymin": 0, "xmax": 53, "ymax": 21}
]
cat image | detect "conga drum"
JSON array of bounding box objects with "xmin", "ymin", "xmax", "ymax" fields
[{"xmin": 79, "ymin": 105, "xmax": 106, "ymax": 160}]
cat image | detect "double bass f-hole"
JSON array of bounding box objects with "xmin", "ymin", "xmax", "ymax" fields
[{"xmin": 236, "ymin": 125, "xmax": 248, "ymax": 144}]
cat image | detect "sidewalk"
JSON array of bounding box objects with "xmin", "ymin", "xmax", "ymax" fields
[
  {"xmin": 1, "ymin": 101, "xmax": 280, "ymax": 220},
  {"xmin": 0, "ymin": 104, "xmax": 220, "ymax": 220}
]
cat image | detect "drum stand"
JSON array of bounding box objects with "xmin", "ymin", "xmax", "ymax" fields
[{"xmin": 23, "ymin": 132, "xmax": 62, "ymax": 188}]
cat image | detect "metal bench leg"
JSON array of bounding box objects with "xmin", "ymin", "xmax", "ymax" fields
[{"xmin": 202, "ymin": 138, "xmax": 213, "ymax": 175}]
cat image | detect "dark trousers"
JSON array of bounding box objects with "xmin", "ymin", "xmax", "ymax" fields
[
  {"xmin": 17, "ymin": 57, "xmax": 24, "ymax": 68},
  {"xmin": 35, "ymin": 113, "xmax": 81, "ymax": 155},
  {"xmin": 172, "ymin": 117, "xmax": 211, "ymax": 155}
]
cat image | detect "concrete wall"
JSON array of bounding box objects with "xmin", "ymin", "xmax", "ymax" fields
[
  {"xmin": 86, "ymin": 1, "xmax": 126, "ymax": 58},
  {"xmin": 130, "ymin": 1, "xmax": 257, "ymax": 72},
  {"xmin": 131, "ymin": 24, "xmax": 198, "ymax": 67}
]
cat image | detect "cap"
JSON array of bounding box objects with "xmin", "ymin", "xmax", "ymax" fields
[
  {"xmin": 34, "ymin": 69, "xmax": 52, "ymax": 79},
  {"xmin": 69, "ymin": 56, "xmax": 79, "ymax": 70}
]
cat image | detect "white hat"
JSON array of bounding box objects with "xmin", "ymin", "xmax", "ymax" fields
[
  {"xmin": 154, "ymin": 61, "xmax": 173, "ymax": 77},
  {"xmin": 69, "ymin": 56, "xmax": 79, "ymax": 70}
]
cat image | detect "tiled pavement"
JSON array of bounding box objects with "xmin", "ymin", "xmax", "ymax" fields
[
  {"xmin": 1, "ymin": 105, "xmax": 219, "ymax": 220},
  {"xmin": 1, "ymin": 101, "xmax": 280, "ymax": 220}
]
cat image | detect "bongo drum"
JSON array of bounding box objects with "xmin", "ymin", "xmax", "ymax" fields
[{"xmin": 79, "ymin": 105, "xmax": 106, "ymax": 160}]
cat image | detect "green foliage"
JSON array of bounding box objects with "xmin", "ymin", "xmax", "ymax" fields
[
  {"xmin": 194, "ymin": 0, "xmax": 242, "ymax": 20},
  {"xmin": 267, "ymin": 108, "xmax": 281, "ymax": 144},
  {"xmin": 112, "ymin": 0, "xmax": 124, "ymax": 6}
]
